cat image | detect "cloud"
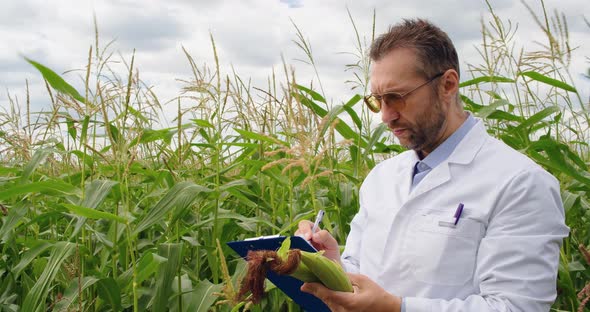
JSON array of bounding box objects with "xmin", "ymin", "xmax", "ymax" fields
[
  {"xmin": 0, "ymin": 0, "xmax": 588, "ymax": 116},
  {"xmin": 280, "ymin": 0, "xmax": 304, "ymax": 9},
  {"xmin": 95, "ymin": 4, "xmax": 188, "ymax": 51}
]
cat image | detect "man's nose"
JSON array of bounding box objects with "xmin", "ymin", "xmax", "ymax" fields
[{"xmin": 381, "ymin": 104, "xmax": 400, "ymax": 124}]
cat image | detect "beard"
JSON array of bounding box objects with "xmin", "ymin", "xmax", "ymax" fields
[{"xmin": 392, "ymin": 99, "xmax": 446, "ymax": 152}]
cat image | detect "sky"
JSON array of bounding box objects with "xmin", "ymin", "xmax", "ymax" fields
[{"xmin": 0, "ymin": 0, "xmax": 588, "ymax": 128}]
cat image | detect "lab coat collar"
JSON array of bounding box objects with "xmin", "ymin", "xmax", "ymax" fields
[{"xmin": 407, "ymin": 118, "xmax": 487, "ymax": 200}]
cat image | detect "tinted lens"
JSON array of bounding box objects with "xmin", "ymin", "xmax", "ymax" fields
[
  {"xmin": 364, "ymin": 96, "xmax": 381, "ymax": 113},
  {"xmin": 382, "ymin": 93, "xmax": 404, "ymax": 109}
]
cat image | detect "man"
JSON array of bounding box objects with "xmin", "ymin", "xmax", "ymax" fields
[{"xmin": 297, "ymin": 19, "xmax": 569, "ymax": 311}]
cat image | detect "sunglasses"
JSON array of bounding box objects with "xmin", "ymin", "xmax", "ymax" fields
[{"xmin": 363, "ymin": 72, "xmax": 445, "ymax": 113}]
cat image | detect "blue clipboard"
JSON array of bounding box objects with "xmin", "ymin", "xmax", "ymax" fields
[{"xmin": 227, "ymin": 235, "xmax": 330, "ymax": 312}]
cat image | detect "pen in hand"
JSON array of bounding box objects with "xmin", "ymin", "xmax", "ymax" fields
[{"xmin": 311, "ymin": 210, "xmax": 325, "ymax": 234}]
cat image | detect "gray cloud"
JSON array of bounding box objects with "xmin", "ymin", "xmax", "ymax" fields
[
  {"xmin": 97, "ymin": 10, "xmax": 188, "ymax": 51},
  {"xmin": 0, "ymin": 0, "xmax": 588, "ymax": 113},
  {"xmin": 280, "ymin": 0, "xmax": 304, "ymax": 9}
]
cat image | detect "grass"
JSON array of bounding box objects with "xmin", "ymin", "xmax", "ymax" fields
[{"xmin": 0, "ymin": 1, "xmax": 589, "ymax": 311}]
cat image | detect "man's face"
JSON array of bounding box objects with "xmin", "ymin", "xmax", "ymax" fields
[{"xmin": 369, "ymin": 48, "xmax": 446, "ymax": 153}]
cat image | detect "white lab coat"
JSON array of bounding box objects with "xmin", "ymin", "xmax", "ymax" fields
[{"xmin": 341, "ymin": 119, "xmax": 569, "ymax": 311}]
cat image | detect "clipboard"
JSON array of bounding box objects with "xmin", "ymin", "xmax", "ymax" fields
[{"xmin": 227, "ymin": 235, "xmax": 330, "ymax": 312}]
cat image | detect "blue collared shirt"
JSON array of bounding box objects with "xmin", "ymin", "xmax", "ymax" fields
[{"xmin": 411, "ymin": 113, "xmax": 477, "ymax": 190}]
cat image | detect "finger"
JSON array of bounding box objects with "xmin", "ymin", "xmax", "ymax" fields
[
  {"xmin": 347, "ymin": 273, "xmax": 364, "ymax": 283},
  {"xmin": 301, "ymin": 282, "xmax": 351, "ymax": 310},
  {"xmin": 300, "ymin": 282, "xmax": 336, "ymax": 301},
  {"xmin": 296, "ymin": 220, "xmax": 314, "ymax": 240},
  {"xmin": 312, "ymin": 229, "xmax": 337, "ymax": 246},
  {"xmin": 346, "ymin": 273, "xmax": 365, "ymax": 292}
]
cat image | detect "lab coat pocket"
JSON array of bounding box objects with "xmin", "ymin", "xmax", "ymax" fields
[{"xmin": 406, "ymin": 214, "xmax": 483, "ymax": 286}]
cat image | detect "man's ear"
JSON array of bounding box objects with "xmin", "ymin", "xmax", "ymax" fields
[{"xmin": 439, "ymin": 69, "xmax": 460, "ymax": 104}]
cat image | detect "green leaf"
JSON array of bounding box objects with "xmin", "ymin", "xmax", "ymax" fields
[
  {"xmin": 133, "ymin": 181, "xmax": 211, "ymax": 235},
  {"xmin": 63, "ymin": 203, "xmax": 127, "ymax": 223},
  {"xmin": 319, "ymin": 104, "xmax": 346, "ymax": 139},
  {"xmin": 80, "ymin": 179, "xmax": 118, "ymax": 208},
  {"xmin": 0, "ymin": 180, "xmax": 79, "ymax": 201},
  {"xmin": 343, "ymin": 105, "xmax": 362, "ymax": 129},
  {"xmin": 20, "ymin": 149, "xmax": 53, "ymax": 183},
  {"xmin": 512, "ymin": 106, "xmax": 560, "ymax": 133},
  {"xmin": 71, "ymin": 179, "xmax": 119, "ymax": 238},
  {"xmin": 277, "ymin": 236, "xmax": 291, "ymax": 259},
  {"xmin": 518, "ymin": 71, "xmax": 576, "ymax": 92},
  {"xmin": 80, "ymin": 115, "xmax": 90, "ymax": 144},
  {"xmin": 343, "ymin": 94, "xmax": 363, "ymax": 129},
  {"xmin": 567, "ymin": 261, "xmax": 586, "ymax": 272},
  {"xmin": 474, "ymin": 99, "xmax": 511, "ymax": 119},
  {"xmin": 194, "ymin": 211, "xmax": 280, "ymax": 232},
  {"xmin": 66, "ymin": 117, "xmax": 77, "ymax": 141},
  {"xmin": 25, "ymin": 58, "xmax": 85, "ymax": 102},
  {"xmin": 186, "ymin": 279, "xmax": 223, "ymax": 312},
  {"xmin": 192, "ymin": 118, "xmax": 215, "ymax": 128},
  {"xmin": 234, "ymin": 128, "xmax": 288, "ymax": 146},
  {"xmin": 95, "ymin": 278, "xmax": 122, "ymax": 311},
  {"xmin": 459, "ymin": 75, "xmax": 515, "ymax": 88},
  {"xmin": 12, "ymin": 241, "xmax": 53, "ymax": 278},
  {"xmin": 295, "ymin": 84, "xmax": 326, "ymax": 103},
  {"xmin": 108, "ymin": 122, "xmax": 119, "ymax": 144},
  {"xmin": 296, "ymin": 91, "xmax": 328, "ymax": 117},
  {"xmin": 486, "ymin": 110, "xmax": 524, "ymax": 123},
  {"xmin": 0, "ymin": 205, "xmax": 28, "ymax": 243},
  {"xmin": 296, "ymin": 89, "xmax": 365, "ymax": 147},
  {"xmin": 152, "ymin": 243, "xmax": 183, "ymax": 311},
  {"xmin": 136, "ymin": 252, "xmax": 168, "ymax": 285},
  {"xmin": 21, "ymin": 242, "xmax": 76, "ymax": 312},
  {"xmin": 561, "ymin": 191, "xmax": 580, "ymax": 212},
  {"xmin": 365, "ymin": 123, "xmax": 389, "ymax": 155},
  {"xmin": 129, "ymin": 127, "xmax": 178, "ymax": 147},
  {"xmin": 53, "ymin": 276, "xmax": 99, "ymax": 311},
  {"xmin": 126, "ymin": 105, "xmax": 150, "ymax": 125}
]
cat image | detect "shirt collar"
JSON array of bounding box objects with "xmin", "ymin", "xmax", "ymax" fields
[{"xmin": 415, "ymin": 112, "xmax": 476, "ymax": 171}]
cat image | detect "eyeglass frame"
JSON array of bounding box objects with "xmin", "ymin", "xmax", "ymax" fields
[{"xmin": 363, "ymin": 71, "xmax": 446, "ymax": 113}]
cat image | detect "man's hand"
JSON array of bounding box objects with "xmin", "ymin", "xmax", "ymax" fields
[
  {"xmin": 295, "ymin": 220, "xmax": 341, "ymax": 262},
  {"xmin": 301, "ymin": 273, "xmax": 402, "ymax": 312}
]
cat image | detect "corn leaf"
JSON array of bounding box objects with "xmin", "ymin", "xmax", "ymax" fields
[
  {"xmin": 0, "ymin": 205, "xmax": 28, "ymax": 243},
  {"xmin": 95, "ymin": 278, "xmax": 122, "ymax": 311},
  {"xmin": 186, "ymin": 279, "xmax": 223, "ymax": 312},
  {"xmin": 343, "ymin": 94, "xmax": 363, "ymax": 129},
  {"xmin": 25, "ymin": 58, "xmax": 85, "ymax": 103},
  {"xmin": 296, "ymin": 84, "xmax": 326, "ymax": 103},
  {"xmin": 474, "ymin": 99, "xmax": 511, "ymax": 119},
  {"xmin": 136, "ymin": 252, "xmax": 168, "ymax": 285},
  {"xmin": 21, "ymin": 242, "xmax": 76, "ymax": 312},
  {"xmin": 53, "ymin": 276, "xmax": 99, "ymax": 311},
  {"xmin": 20, "ymin": 149, "xmax": 53, "ymax": 183},
  {"xmin": 133, "ymin": 182, "xmax": 211, "ymax": 235},
  {"xmin": 0, "ymin": 180, "xmax": 80, "ymax": 201},
  {"xmin": 364, "ymin": 123, "xmax": 388, "ymax": 156},
  {"xmin": 512, "ymin": 106, "xmax": 560, "ymax": 133},
  {"xmin": 63, "ymin": 203, "xmax": 127, "ymax": 223},
  {"xmin": 71, "ymin": 179, "xmax": 119, "ymax": 238},
  {"xmin": 234, "ymin": 128, "xmax": 289, "ymax": 146},
  {"xmin": 518, "ymin": 71, "xmax": 576, "ymax": 92},
  {"xmin": 459, "ymin": 75, "xmax": 515, "ymax": 88},
  {"xmin": 12, "ymin": 241, "xmax": 53, "ymax": 278},
  {"xmin": 80, "ymin": 179, "xmax": 119, "ymax": 208},
  {"xmin": 152, "ymin": 243, "xmax": 183, "ymax": 311}
]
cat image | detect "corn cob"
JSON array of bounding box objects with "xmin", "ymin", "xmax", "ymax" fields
[
  {"xmin": 300, "ymin": 249, "xmax": 353, "ymax": 292},
  {"xmin": 237, "ymin": 237, "xmax": 352, "ymax": 303}
]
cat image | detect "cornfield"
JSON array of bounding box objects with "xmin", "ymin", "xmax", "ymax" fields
[{"xmin": 1, "ymin": 2, "xmax": 589, "ymax": 311}]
